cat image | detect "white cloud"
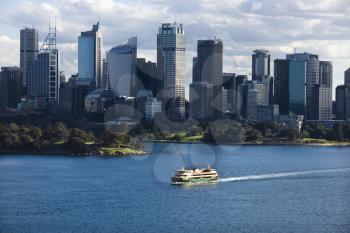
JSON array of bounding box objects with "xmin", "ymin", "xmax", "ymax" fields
[
  {"xmin": 0, "ymin": 35, "xmax": 19, "ymax": 67},
  {"xmin": 0, "ymin": 0, "xmax": 350, "ymax": 99}
]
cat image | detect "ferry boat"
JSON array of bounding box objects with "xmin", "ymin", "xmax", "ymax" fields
[{"xmin": 171, "ymin": 166, "xmax": 219, "ymax": 184}]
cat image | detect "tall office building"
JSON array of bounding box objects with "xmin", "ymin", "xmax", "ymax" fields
[
  {"xmin": 0, "ymin": 67, "xmax": 23, "ymax": 112},
  {"xmin": 274, "ymin": 53, "xmax": 332, "ymax": 120},
  {"xmin": 314, "ymin": 61, "xmax": 333, "ymax": 120},
  {"xmin": 274, "ymin": 59, "xmax": 289, "ymax": 115},
  {"xmin": 77, "ymin": 22, "xmax": 102, "ymax": 89},
  {"xmin": 223, "ymin": 73, "xmax": 237, "ymax": 114},
  {"xmin": 286, "ymin": 53, "xmax": 326, "ymax": 119},
  {"xmin": 288, "ymin": 60, "xmax": 307, "ymax": 115},
  {"xmin": 107, "ymin": 37, "xmax": 137, "ymax": 97},
  {"xmin": 336, "ymin": 85, "xmax": 350, "ymax": 120},
  {"xmin": 157, "ymin": 22, "xmax": 186, "ymax": 119},
  {"xmin": 102, "ymin": 58, "xmax": 108, "ymax": 90},
  {"xmin": 252, "ymin": 49, "xmax": 270, "ymax": 81},
  {"xmin": 189, "ymin": 82, "xmax": 213, "ymax": 119},
  {"xmin": 246, "ymin": 82, "xmax": 265, "ymax": 121},
  {"xmin": 27, "ymin": 25, "xmax": 59, "ymax": 104},
  {"xmin": 136, "ymin": 58, "xmax": 159, "ymax": 97},
  {"xmin": 197, "ymin": 39, "xmax": 224, "ymax": 115},
  {"xmin": 345, "ymin": 68, "xmax": 350, "ymax": 86},
  {"xmin": 189, "ymin": 39, "xmax": 223, "ymax": 119},
  {"xmin": 20, "ymin": 28, "xmax": 39, "ymax": 86}
]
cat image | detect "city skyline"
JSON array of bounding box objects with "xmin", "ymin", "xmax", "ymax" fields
[{"xmin": 1, "ymin": 0, "xmax": 350, "ymax": 98}]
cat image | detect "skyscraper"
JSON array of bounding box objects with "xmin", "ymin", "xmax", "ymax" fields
[
  {"xmin": 274, "ymin": 53, "xmax": 332, "ymax": 120},
  {"xmin": 27, "ymin": 25, "xmax": 59, "ymax": 104},
  {"xmin": 107, "ymin": 37, "xmax": 137, "ymax": 97},
  {"xmin": 189, "ymin": 39, "xmax": 223, "ymax": 119},
  {"xmin": 246, "ymin": 82, "xmax": 265, "ymax": 121},
  {"xmin": 136, "ymin": 58, "xmax": 159, "ymax": 97},
  {"xmin": 252, "ymin": 49, "xmax": 270, "ymax": 81},
  {"xmin": 223, "ymin": 73, "xmax": 237, "ymax": 114},
  {"xmin": 274, "ymin": 59, "xmax": 289, "ymax": 115},
  {"xmin": 0, "ymin": 67, "xmax": 23, "ymax": 112},
  {"xmin": 102, "ymin": 58, "xmax": 108, "ymax": 90},
  {"xmin": 157, "ymin": 22, "xmax": 186, "ymax": 119},
  {"xmin": 288, "ymin": 60, "xmax": 307, "ymax": 115},
  {"xmin": 20, "ymin": 28, "xmax": 39, "ymax": 86},
  {"xmin": 315, "ymin": 61, "xmax": 333, "ymax": 120},
  {"xmin": 336, "ymin": 85, "xmax": 350, "ymax": 120},
  {"xmin": 78, "ymin": 22, "xmax": 102, "ymax": 89}
]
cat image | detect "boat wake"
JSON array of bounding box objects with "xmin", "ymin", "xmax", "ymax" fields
[{"xmin": 219, "ymin": 168, "xmax": 350, "ymax": 183}]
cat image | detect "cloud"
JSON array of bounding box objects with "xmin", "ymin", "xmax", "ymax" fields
[
  {"xmin": 0, "ymin": 35, "xmax": 19, "ymax": 67},
  {"xmin": 0, "ymin": 0, "xmax": 350, "ymax": 99}
]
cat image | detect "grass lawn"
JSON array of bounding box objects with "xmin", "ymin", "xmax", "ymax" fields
[{"xmin": 98, "ymin": 146, "xmax": 146, "ymax": 155}]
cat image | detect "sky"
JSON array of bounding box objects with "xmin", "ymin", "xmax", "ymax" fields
[{"xmin": 1, "ymin": 0, "xmax": 350, "ymax": 99}]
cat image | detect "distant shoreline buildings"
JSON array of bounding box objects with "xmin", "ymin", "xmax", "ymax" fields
[{"xmin": 0, "ymin": 20, "xmax": 349, "ymax": 124}]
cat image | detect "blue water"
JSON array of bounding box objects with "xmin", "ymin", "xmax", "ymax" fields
[{"xmin": 1, "ymin": 143, "xmax": 350, "ymax": 233}]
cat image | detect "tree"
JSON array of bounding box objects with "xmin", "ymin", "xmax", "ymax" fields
[
  {"xmin": 279, "ymin": 128, "xmax": 300, "ymax": 141},
  {"xmin": 65, "ymin": 137, "xmax": 89, "ymax": 153},
  {"xmin": 99, "ymin": 131, "xmax": 124, "ymax": 147},
  {"xmin": 46, "ymin": 123, "xmax": 70, "ymax": 143},
  {"xmin": 344, "ymin": 124, "xmax": 350, "ymax": 140},
  {"xmin": 28, "ymin": 126, "xmax": 43, "ymax": 140},
  {"xmin": 286, "ymin": 128, "xmax": 299, "ymax": 141},
  {"xmin": 246, "ymin": 128, "xmax": 262, "ymax": 141},
  {"xmin": 203, "ymin": 120, "xmax": 246, "ymax": 144},
  {"xmin": 309, "ymin": 123, "xmax": 327, "ymax": 139},
  {"xmin": 333, "ymin": 123, "xmax": 344, "ymax": 141},
  {"xmin": 70, "ymin": 128, "xmax": 93, "ymax": 142}
]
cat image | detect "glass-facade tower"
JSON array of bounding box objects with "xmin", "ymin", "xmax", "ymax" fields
[
  {"xmin": 78, "ymin": 22, "xmax": 102, "ymax": 89},
  {"xmin": 157, "ymin": 22, "xmax": 186, "ymax": 120}
]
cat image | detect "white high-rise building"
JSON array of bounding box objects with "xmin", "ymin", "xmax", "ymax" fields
[
  {"xmin": 77, "ymin": 22, "xmax": 102, "ymax": 89},
  {"xmin": 27, "ymin": 25, "xmax": 59, "ymax": 104},
  {"xmin": 107, "ymin": 37, "xmax": 137, "ymax": 97},
  {"xmin": 157, "ymin": 22, "xmax": 186, "ymax": 119}
]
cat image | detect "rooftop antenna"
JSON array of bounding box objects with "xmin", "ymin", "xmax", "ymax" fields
[{"xmin": 40, "ymin": 16, "xmax": 56, "ymax": 52}]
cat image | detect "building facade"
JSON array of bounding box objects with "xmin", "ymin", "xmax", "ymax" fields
[
  {"xmin": 189, "ymin": 39, "xmax": 223, "ymax": 119},
  {"xmin": 27, "ymin": 50, "xmax": 59, "ymax": 103},
  {"xmin": 257, "ymin": 105, "xmax": 279, "ymax": 123},
  {"xmin": 136, "ymin": 58, "xmax": 159, "ymax": 98},
  {"xmin": 345, "ymin": 68, "xmax": 350, "ymax": 86},
  {"xmin": 0, "ymin": 67, "xmax": 23, "ymax": 112},
  {"xmin": 145, "ymin": 97, "xmax": 162, "ymax": 119},
  {"xmin": 336, "ymin": 85, "xmax": 350, "ymax": 120},
  {"xmin": 288, "ymin": 60, "xmax": 307, "ymax": 115},
  {"xmin": 157, "ymin": 22, "xmax": 186, "ymax": 119},
  {"xmin": 252, "ymin": 49, "xmax": 270, "ymax": 81},
  {"xmin": 78, "ymin": 22, "xmax": 102, "ymax": 89},
  {"xmin": 246, "ymin": 83, "xmax": 265, "ymax": 121},
  {"xmin": 107, "ymin": 37, "xmax": 137, "ymax": 97},
  {"xmin": 189, "ymin": 82, "xmax": 213, "ymax": 119},
  {"xmin": 274, "ymin": 59, "xmax": 289, "ymax": 115},
  {"xmin": 274, "ymin": 53, "xmax": 332, "ymax": 120},
  {"xmin": 20, "ymin": 28, "xmax": 39, "ymax": 86}
]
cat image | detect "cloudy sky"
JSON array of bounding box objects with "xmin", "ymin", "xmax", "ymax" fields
[{"xmin": 1, "ymin": 0, "xmax": 350, "ymax": 98}]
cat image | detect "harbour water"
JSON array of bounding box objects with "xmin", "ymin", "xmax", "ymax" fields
[{"xmin": 0, "ymin": 143, "xmax": 350, "ymax": 233}]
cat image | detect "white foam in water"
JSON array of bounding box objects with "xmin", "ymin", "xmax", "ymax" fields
[{"xmin": 219, "ymin": 168, "xmax": 350, "ymax": 183}]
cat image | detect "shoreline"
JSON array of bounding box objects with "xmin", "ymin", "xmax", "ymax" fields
[
  {"xmin": 0, "ymin": 148, "xmax": 149, "ymax": 157},
  {"xmin": 1, "ymin": 141, "xmax": 349, "ymax": 157},
  {"xmin": 144, "ymin": 139, "xmax": 350, "ymax": 147}
]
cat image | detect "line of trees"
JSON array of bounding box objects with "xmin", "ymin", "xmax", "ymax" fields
[{"xmin": 0, "ymin": 122, "xmax": 143, "ymax": 154}]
